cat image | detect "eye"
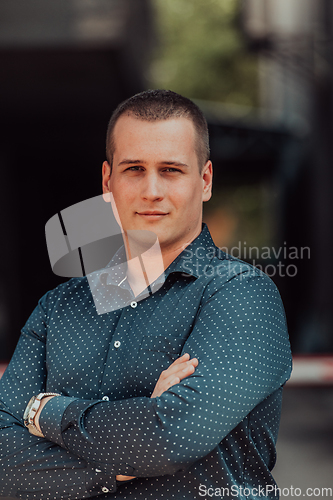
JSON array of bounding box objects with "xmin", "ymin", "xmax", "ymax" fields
[
  {"xmin": 125, "ymin": 166, "xmax": 144, "ymax": 172},
  {"xmin": 163, "ymin": 167, "xmax": 181, "ymax": 173}
]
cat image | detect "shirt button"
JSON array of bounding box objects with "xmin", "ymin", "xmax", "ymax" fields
[
  {"xmin": 102, "ymin": 395, "xmax": 109, "ymax": 401},
  {"xmin": 102, "ymin": 487, "xmax": 109, "ymax": 493},
  {"xmin": 95, "ymin": 468, "xmax": 102, "ymax": 473},
  {"xmin": 131, "ymin": 301, "xmax": 137, "ymax": 308},
  {"xmin": 114, "ymin": 340, "xmax": 121, "ymax": 348}
]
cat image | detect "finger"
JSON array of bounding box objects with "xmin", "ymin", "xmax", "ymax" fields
[
  {"xmin": 190, "ymin": 357, "xmax": 199, "ymax": 368},
  {"xmin": 159, "ymin": 357, "xmax": 198, "ymax": 381},
  {"xmin": 154, "ymin": 376, "xmax": 180, "ymax": 397},
  {"xmin": 165, "ymin": 362, "xmax": 196, "ymax": 386},
  {"xmin": 164, "ymin": 354, "xmax": 198, "ymax": 375},
  {"xmin": 180, "ymin": 358, "xmax": 198, "ymax": 372},
  {"xmin": 166, "ymin": 355, "xmax": 198, "ymax": 373},
  {"xmin": 156, "ymin": 355, "xmax": 188, "ymax": 380},
  {"xmin": 181, "ymin": 361, "xmax": 196, "ymax": 376},
  {"xmin": 151, "ymin": 361, "xmax": 197, "ymax": 398},
  {"xmin": 174, "ymin": 354, "xmax": 198, "ymax": 368},
  {"xmin": 170, "ymin": 353, "xmax": 190, "ymax": 366}
]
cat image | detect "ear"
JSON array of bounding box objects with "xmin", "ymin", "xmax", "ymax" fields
[
  {"xmin": 202, "ymin": 160, "xmax": 213, "ymax": 202},
  {"xmin": 102, "ymin": 161, "xmax": 111, "ymax": 195}
]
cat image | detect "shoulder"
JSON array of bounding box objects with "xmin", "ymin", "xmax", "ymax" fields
[
  {"xmin": 37, "ymin": 277, "xmax": 90, "ymax": 316},
  {"xmin": 22, "ymin": 277, "xmax": 90, "ymax": 337},
  {"xmin": 179, "ymin": 224, "xmax": 267, "ymax": 286},
  {"xmin": 178, "ymin": 225, "xmax": 281, "ymax": 301},
  {"xmin": 211, "ymin": 249, "xmax": 263, "ymax": 281},
  {"xmin": 197, "ymin": 248, "xmax": 282, "ymax": 306}
]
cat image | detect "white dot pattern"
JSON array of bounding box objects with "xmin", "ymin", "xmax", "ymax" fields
[{"xmin": 0, "ymin": 225, "xmax": 292, "ymax": 499}]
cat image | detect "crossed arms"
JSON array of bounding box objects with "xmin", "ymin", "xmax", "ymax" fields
[
  {"xmin": 33, "ymin": 354, "xmax": 199, "ymax": 481},
  {"xmin": 0, "ymin": 271, "xmax": 292, "ymax": 499}
]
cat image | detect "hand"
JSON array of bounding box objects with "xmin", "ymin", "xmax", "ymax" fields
[
  {"xmin": 151, "ymin": 352, "xmax": 198, "ymax": 398},
  {"xmin": 116, "ymin": 474, "xmax": 136, "ymax": 481},
  {"xmin": 116, "ymin": 353, "xmax": 198, "ymax": 482}
]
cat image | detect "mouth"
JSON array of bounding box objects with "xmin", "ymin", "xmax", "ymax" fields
[{"xmin": 136, "ymin": 211, "xmax": 168, "ymax": 220}]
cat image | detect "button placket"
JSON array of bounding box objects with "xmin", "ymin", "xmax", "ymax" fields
[{"xmin": 99, "ymin": 303, "xmax": 139, "ymax": 396}]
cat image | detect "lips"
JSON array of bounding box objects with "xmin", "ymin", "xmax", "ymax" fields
[
  {"xmin": 137, "ymin": 211, "xmax": 168, "ymax": 215},
  {"xmin": 136, "ymin": 211, "xmax": 168, "ymax": 220}
]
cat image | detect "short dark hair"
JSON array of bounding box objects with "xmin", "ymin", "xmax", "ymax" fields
[{"xmin": 106, "ymin": 89, "xmax": 210, "ymax": 172}]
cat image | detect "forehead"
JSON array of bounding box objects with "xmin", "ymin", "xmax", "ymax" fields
[{"xmin": 112, "ymin": 114, "xmax": 197, "ymax": 160}]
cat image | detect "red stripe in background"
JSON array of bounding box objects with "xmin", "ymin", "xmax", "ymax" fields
[
  {"xmin": 1, "ymin": 356, "xmax": 333, "ymax": 383},
  {"xmin": 0, "ymin": 363, "xmax": 8, "ymax": 379}
]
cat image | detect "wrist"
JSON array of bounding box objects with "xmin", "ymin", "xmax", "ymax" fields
[{"xmin": 23, "ymin": 393, "xmax": 60, "ymax": 437}]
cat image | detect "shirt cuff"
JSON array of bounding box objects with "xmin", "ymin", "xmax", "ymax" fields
[{"xmin": 40, "ymin": 395, "xmax": 79, "ymax": 448}]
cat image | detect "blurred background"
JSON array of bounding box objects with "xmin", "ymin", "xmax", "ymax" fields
[{"xmin": 0, "ymin": 0, "xmax": 332, "ymax": 497}]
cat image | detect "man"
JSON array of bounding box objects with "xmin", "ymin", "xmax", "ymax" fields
[{"xmin": 0, "ymin": 90, "xmax": 292, "ymax": 499}]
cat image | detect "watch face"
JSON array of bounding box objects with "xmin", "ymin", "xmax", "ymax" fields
[{"xmin": 23, "ymin": 395, "xmax": 37, "ymax": 423}]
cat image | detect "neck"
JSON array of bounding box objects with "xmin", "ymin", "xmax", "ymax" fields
[
  {"xmin": 123, "ymin": 230, "xmax": 164, "ymax": 297},
  {"xmin": 123, "ymin": 227, "xmax": 201, "ymax": 297}
]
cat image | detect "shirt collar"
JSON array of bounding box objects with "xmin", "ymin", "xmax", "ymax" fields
[
  {"xmin": 164, "ymin": 223, "xmax": 219, "ymax": 280},
  {"xmin": 92, "ymin": 223, "xmax": 218, "ymax": 291}
]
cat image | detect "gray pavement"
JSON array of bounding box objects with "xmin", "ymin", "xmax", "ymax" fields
[{"xmin": 274, "ymin": 387, "xmax": 333, "ymax": 499}]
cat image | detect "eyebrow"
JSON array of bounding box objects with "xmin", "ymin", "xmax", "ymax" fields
[
  {"xmin": 162, "ymin": 161, "xmax": 190, "ymax": 168},
  {"xmin": 118, "ymin": 159, "xmax": 142, "ymax": 166},
  {"xmin": 118, "ymin": 159, "xmax": 190, "ymax": 168}
]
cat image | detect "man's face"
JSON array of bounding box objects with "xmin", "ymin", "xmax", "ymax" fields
[{"xmin": 102, "ymin": 114, "xmax": 212, "ymax": 257}]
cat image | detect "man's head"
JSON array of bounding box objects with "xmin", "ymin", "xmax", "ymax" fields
[
  {"xmin": 102, "ymin": 90, "xmax": 212, "ymax": 264},
  {"xmin": 106, "ymin": 89, "xmax": 210, "ymax": 173}
]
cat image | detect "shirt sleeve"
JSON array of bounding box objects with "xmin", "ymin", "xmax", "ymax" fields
[
  {"xmin": 0, "ymin": 294, "xmax": 117, "ymax": 500},
  {"xmin": 40, "ymin": 270, "xmax": 292, "ymax": 478}
]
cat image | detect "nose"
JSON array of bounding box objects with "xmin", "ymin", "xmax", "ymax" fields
[{"xmin": 140, "ymin": 171, "xmax": 164, "ymax": 201}]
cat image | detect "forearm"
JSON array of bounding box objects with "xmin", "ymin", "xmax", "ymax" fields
[
  {"xmin": 0, "ymin": 293, "xmax": 118, "ymax": 499},
  {"xmin": 34, "ymin": 354, "xmax": 197, "ymax": 483},
  {"xmin": 39, "ymin": 375, "xmax": 286, "ymax": 479},
  {"xmin": 40, "ymin": 394, "xmax": 197, "ymax": 477},
  {"xmin": 0, "ymin": 412, "xmax": 117, "ymax": 499}
]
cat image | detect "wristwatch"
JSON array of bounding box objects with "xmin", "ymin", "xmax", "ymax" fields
[{"xmin": 23, "ymin": 392, "xmax": 60, "ymax": 437}]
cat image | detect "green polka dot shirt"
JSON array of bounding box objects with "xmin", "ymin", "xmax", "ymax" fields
[{"xmin": 0, "ymin": 225, "xmax": 292, "ymax": 499}]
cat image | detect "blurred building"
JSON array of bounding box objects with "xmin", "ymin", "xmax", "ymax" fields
[
  {"xmin": 0, "ymin": 0, "xmax": 154, "ymax": 360},
  {"xmin": 1, "ymin": 0, "xmax": 332, "ymax": 360},
  {"xmin": 240, "ymin": 0, "xmax": 333, "ymax": 353}
]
